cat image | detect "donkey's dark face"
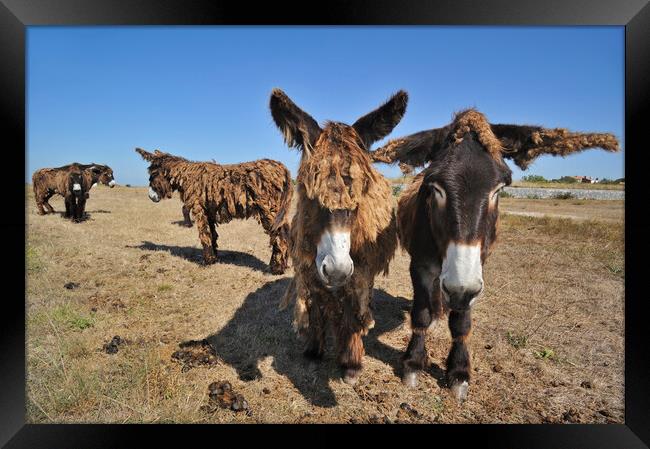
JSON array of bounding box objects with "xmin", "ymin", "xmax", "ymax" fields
[
  {"xmin": 69, "ymin": 170, "xmax": 85, "ymax": 198},
  {"xmin": 423, "ymin": 134, "xmax": 511, "ymax": 310},
  {"xmin": 97, "ymin": 167, "xmax": 116, "ymax": 188},
  {"xmin": 147, "ymin": 165, "xmax": 173, "ymax": 203},
  {"xmin": 373, "ymin": 107, "xmax": 620, "ymax": 312},
  {"xmin": 135, "ymin": 148, "xmax": 174, "ymax": 202},
  {"xmin": 270, "ymin": 88, "xmax": 408, "ymax": 289}
]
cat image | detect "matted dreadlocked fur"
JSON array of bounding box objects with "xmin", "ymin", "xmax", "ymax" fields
[
  {"xmin": 283, "ymin": 124, "xmax": 398, "ymax": 378},
  {"xmin": 371, "ymin": 108, "xmax": 620, "ymax": 172},
  {"xmin": 135, "ymin": 148, "xmax": 293, "ymax": 274},
  {"xmin": 283, "ymin": 123, "xmax": 399, "ymax": 325},
  {"xmin": 270, "ymin": 88, "xmax": 407, "ymax": 384}
]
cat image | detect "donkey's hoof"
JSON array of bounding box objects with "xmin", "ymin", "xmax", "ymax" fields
[
  {"xmin": 450, "ymin": 380, "xmax": 469, "ymax": 402},
  {"xmin": 342, "ymin": 368, "xmax": 360, "ymax": 385},
  {"xmin": 402, "ymin": 371, "xmax": 419, "ymax": 388}
]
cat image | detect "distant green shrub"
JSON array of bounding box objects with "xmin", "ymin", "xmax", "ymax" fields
[
  {"xmin": 498, "ymin": 190, "xmax": 513, "ymax": 198},
  {"xmin": 522, "ymin": 175, "xmax": 547, "ymax": 183},
  {"xmin": 553, "ymin": 192, "xmax": 574, "ymax": 200},
  {"xmin": 556, "ymin": 176, "xmax": 578, "ymax": 184},
  {"xmin": 392, "ymin": 185, "xmax": 403, "ymax": 196}
]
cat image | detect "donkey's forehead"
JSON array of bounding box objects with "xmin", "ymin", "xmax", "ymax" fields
[
  {"xmin": 315, "ymin": 122, "xmax": 365, "ymax": 150},
  {"xmin": 426, "ymin": 141, "xmax": 510, "ymax": 190},
  {"xmin": 446, "ymin": 109, "xmax": 503, "ymax": 160}
]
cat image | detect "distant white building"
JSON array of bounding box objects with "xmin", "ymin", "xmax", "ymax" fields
[{"xmin": 573, "ymin": 175, "xmax": 599, "ymax": 184}]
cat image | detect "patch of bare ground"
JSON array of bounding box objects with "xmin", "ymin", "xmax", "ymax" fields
[
  {"xmin": 500, "ymin": 198, "xmax": 623, "ymax": 223},
  {"xmin": 26, "ymin": 185, "xmax": 623, "ymax": 423}
]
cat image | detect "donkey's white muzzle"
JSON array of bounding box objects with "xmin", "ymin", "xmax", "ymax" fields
[
  {"xmin": 108, "ymin": 180, "xmax": 116, "ymax": 187},
  {"xmin": 72, "ymin": 183, "xmax": 82, "ymax": 192},
  {"xmin": 316, "ymin": 230, "xmax": 353, "ymax": 289},
  {"xmin": 148, "ymin": 187, "xmax": 160, "ymax": 203},
  {"xmin": 440, "ymin": 243, "xmax": 484, "ymax": 309}
]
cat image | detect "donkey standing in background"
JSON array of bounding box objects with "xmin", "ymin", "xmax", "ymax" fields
[
  {"xmin": 136, "ymin": 148, "xmax": 293, "ymax": 274},
  {"xmin": 270, "ymin": 88, "xmax": 407, "ymax": 385},
  {"xmin": 371, "ymin": 109, "xmax": 620, "ymax": 401},
  {"xmin": 32, "ymin": 163, "xmax": 115, "ymax": 218}
]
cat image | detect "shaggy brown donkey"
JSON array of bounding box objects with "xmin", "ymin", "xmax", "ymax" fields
[
  {"xmin": 371, "ymin": 109, "xmax": 620, "ymax": 401},
  {"xmin": 32, "ymin": 163, "xmax": 115, "ymax": 217},
  {"xmin": 270, "ymin": 88, "xmax": 407, "ymax": 385},
  {"xmin": 135, "ymin": 148, "xmax": 292, "ymax": 274}
]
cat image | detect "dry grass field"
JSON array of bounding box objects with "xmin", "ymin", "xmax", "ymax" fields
[{"xmin": 26, "ymin": 185, "xmax": 624, "ymax": 424}]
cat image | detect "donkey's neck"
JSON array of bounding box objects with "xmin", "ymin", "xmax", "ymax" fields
[{"xmin": 163, "ymin": 160, "xmax": 193, "ymax": 192}]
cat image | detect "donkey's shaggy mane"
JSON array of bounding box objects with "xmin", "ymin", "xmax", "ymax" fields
[{"xmin": 293, "ymin": 122, "xmax": 397, "ymax": 270}]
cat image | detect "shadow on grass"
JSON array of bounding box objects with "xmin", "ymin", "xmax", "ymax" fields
[
  {"xmin": 127, "ymin": 240, "xmax": 268, "ymax": 272},
  {"xmin": 187, "ymin": 278, "xmax": 414, "ymax": 408},
  {"xmin": 86, "ymin": 209, "xmax": 111, "ymax": 214},
  {"xmin": 170, "ymin": 220, "xmax": 193, "ymax": 228}
]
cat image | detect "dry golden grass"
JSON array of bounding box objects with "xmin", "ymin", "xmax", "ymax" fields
[
  {"xmin": 500, "ymin": 198, "xmax": 623, "ymax": 223},
  {"xmin": 26, "ymin": 185, "xmax": 623, "ymax": 423}
]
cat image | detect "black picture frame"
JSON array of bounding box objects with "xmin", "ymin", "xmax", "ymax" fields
[{"xmin": 4, "ymin": 0, "xmax": 649, "ymax": 447}]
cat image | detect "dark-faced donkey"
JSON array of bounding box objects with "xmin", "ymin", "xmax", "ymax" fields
[{"xmin": 371, "ymin": 108, "xmax": 620, "ymax": 401}]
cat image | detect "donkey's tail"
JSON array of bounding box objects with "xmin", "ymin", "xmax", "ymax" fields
[{"xmin": 271, "ymin": 166, "xmax": 293, "ymax": 236}]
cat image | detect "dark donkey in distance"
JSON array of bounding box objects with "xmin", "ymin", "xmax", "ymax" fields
[
  {"xmin": 32, "ymin": 163, "xmax": 116, "ymax": 219},
  {"xmin": 371, "ymin": 109, "xmax": 620, "ymax": 401},
  {"xmin": 270, "ymin": 88, "xmax": 406, "ymax": 385}
]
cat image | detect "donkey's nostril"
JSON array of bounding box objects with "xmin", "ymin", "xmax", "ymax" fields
[{"xmin": 322, "ymin": 264, "xmax": 328, "ymax": 277}]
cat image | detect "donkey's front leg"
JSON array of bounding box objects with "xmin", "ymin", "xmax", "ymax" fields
[
  {"xmin": 338, "ymin": 325, "xmax": 364, "ymax": 385},
  {"xmin": 63, "ymin": 194, "xmax": 73, "ymax": 219},
  {"xmin": 338, "ymin": 296, "xmax": 370, "ymax": 385},
  {"xmin": 208, "ymin": 216, "xmax": 219, "ymax": 254},
  {"xmin": 402, "ymin": 259, "xmax": 442, "ymax": 388},
  {"xmin": 303, "ymin": 302, "xmax": 325, "ymax": 360},
  {"xmin": 74, "ymin": 196, "xmax": 87, "ymax": 222},
  {"xmin": 446, "ymin": 309, "xmax": 472, "ymax": 402},
  {"xmin": 194, "ymin": 208, "xmax": 217, "ymax": 264},
  {"xmin": 43, "ymin": 193, "xmax": 56, "ymax": 214},
  {"xmin": 182, "ymin": 204, "xmax": 193, "ymax": 227},
  {"xmin": 268, "ymin": 232, "xmax": 289, "ymax": 275}
]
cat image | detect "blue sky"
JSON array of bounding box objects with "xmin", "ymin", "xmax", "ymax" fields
[{"xmin": 27, "ymin": 26, "xmax": 624, "ymax": 186}]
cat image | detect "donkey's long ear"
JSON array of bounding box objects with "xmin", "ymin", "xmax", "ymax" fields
[
  {"xmin": 353, "ymin": 90, "xmax": 408, "ymax": 149},
  {"xmin": 370, "ymin": 127, "xmax": 449, "ymax": 174},
  {"xmin": 135, "ymin": 147, "xmax": 156, "ymax": 161},
  {"xmin": 269, "ymin": 89, "xmax": 321, "ymax": 153},
  {"xmin": 491, "ymin": 124, "xmax": 620, "ymax": 170}
]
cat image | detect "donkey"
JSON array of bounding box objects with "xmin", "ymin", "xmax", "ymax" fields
[
  {"xmin": 65, "ymin": 165, "xmax": 89, "ymax": 222},
  {"xmin": 371, "ymin": 108, "xmax": 620, "ymax": 401},
  {"xmin": 135, "ymin": 148, "xmax": 293, "ymax": 274},
  {"xmin": 270, "ymin": 88, "xmax": 407, "ymax": 384},
  {"xmin": 33, "ymin": 163, "xmax": 115, "ymax": 216}
]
